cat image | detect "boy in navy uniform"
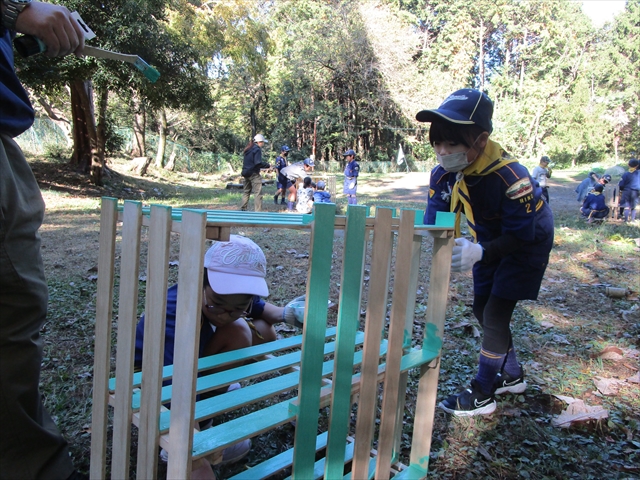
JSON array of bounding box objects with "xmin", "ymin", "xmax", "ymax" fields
[
  {"xmin": 273, "ymin": 145, "xmax": 291, "ymax": 205},
  {"xmin": 619, "ymin": 158, "xmax": 640, "ymax": 222},
  {"xmin": 342, "ymin": 149, "xmax": 359, "ymax": 205},
  {"xmin": 580, "ymin": 184, "xmax": 610, "ymax": 222},
  {"xmin": 418, "ymin": 89, "xmax": 554, "ymax": 417}
]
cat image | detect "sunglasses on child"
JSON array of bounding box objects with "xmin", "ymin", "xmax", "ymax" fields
[{"xmin": 203, "ymin": 288, "xmax": 253, "ymax": 316}]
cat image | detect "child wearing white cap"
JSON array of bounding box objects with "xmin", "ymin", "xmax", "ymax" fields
[{"xmin": 133, "ymin": 235, "xmax": 305, "ymax": 472}]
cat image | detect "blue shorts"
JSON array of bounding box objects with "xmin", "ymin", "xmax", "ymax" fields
[
  {"xmin": 621, "ymin": 189, "xmax": 639, "ymax": 209},
  {"xmin": 473, "ymin": 205, "xmax": 554, "ymax": 301}
]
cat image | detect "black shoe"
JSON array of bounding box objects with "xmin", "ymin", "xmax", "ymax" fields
[
  {"xmin": 438, "ymin": 379, "xmax": 496, "ymax": 417},
  {"xmin": 494, "ymin": 368, "xmax": 527, "ymax": 395},
  {"xmin": 280, "ymin": 199, "xmax": 286, "ymax": 205}
]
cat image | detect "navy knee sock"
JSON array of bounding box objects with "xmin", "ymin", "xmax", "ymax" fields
[{"xmin": 475, "ymin": 348, "xmax": 506, "ymax": 394}]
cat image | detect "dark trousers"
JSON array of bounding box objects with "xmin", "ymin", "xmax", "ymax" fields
[
  {"xmin": 239, "ymin": 173, "xmax": 263, "ymax": 211},
  {"xmin": 0, "ymin": 134, "xmax": 73, "ymax": 479}
]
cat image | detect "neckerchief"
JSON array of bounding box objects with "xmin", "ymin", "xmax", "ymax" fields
[
  {"xmin": 450, "ymin": 139, "xmax": 517, "ymax": 240},
  {"xmin": 630, "ymin": 167, "xmax": 637, "ymax": 173}
]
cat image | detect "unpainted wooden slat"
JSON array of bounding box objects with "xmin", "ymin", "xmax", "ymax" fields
[
  {"xmin": 409, "ymin": 231, "xmax": 454, "ymax": 471},
  {"xmin": 375, "ymin": 209, "xmax": 416, "ymax": 478},
  {"xmin": 351, "ymin": 206, "xmax": 393, "ymax": 479},
  {"xmin": 136, "ymin": 205, "xmax": 172, "ymax": 480},
  {"xmin": 392, "ymin": 233, "xmax": 423, "ymax": 457},
  {"xmin": 89, "ymin": 197, "xmax": 118, "ymax": 480},
  {"xmin": 110, "ymin": 201, "xmax": 142, "ymax": 479},
  {"xmin": 166, "ymin": 209, "xmax": 207, "ymax": 480},
  {"xmin": 325, "ymin": 205, "xmax": 368, "ymax": 479},
  {"xmin": 292, "ymin": 202, "xmax": 336, "ymax": 479}
]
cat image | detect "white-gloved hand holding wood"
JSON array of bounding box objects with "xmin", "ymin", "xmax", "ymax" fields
[{"xmin": 451, "ymin": 237, "xmax": 483, "ymax": 272}]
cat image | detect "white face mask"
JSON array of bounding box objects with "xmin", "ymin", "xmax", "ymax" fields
[{"xmin": 436, "ymin": 151, "xmax": 469, "ymax": 172}]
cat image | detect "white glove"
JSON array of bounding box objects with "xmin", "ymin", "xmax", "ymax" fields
[
  {"xmin": 283, "ymin": 295, "xmax": 306, "ymax": 327},
  {"xmin": 451, "ymin": 238, "xmax": 483, "ymax": 272}
]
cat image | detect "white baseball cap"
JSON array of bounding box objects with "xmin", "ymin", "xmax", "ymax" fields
[
  {"xmin": 254, "ymin": 134, "xmax": 268, "ymax": 143},
  {"xmin": 204, "ymin": 235, "xmax": 268, "ymax": 296}
]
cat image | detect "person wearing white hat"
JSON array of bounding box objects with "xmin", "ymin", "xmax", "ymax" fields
[
  {"xmin": 239, "ymin": 134, "xmax": 270, "ymax": 211},
  {"xmin": 133, "ymin": 235, "xmax": 306, "ymax": 473}
]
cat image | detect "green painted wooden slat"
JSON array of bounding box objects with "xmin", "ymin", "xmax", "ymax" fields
[
  {"xmin": 388, "ymin": 464, "xmax": 428, "ymax": 480},
  {"xmin": 292, "ymin": 202, "xmax": 336, "ymax": 479},
  {"xmin": 325, "ymin": 205, "xmax": 368, "ymax": 479},
  {"xmin": 155, "ymin": 337, "xmax": 386, "ymax": 432},
  {"xmin": 110, "ymin": 327, "xmax": 340, "ymax": 392},
  {"xmin": 191, "ymin": 402, "xmax": 293, "ymax": 458},
  {"xmin": 228, "ymin": 432, "xmax": 329, "ymax": 480},
  {"xmin": 280, "ymin": 440, "xmax": 358, "ymax": 480},
  {"xmin": 133, "ymin": 330, "xmax": 365, "ymax": 409},
  {"xmin": 433, "ymin": 210, "xmax": 456, "ymax": 227}
]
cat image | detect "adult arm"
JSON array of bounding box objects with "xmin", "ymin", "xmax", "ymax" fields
[{"xmin": 13, "ymin": 1, "xmax": 84, "ymax": 56}]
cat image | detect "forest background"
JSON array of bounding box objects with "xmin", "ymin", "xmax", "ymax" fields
[{"xmin": 14, "ymin": 0, "xmax": 640, "ymax": 185}]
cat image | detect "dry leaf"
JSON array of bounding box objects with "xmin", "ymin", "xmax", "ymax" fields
[
  {"xmin": 552, "ymin": 399, "xmax": 609, "ymax": 428},
  {"xmin": 593, "ymin": 376, "xmax": 623, "ymax": 395},
  {"xmin": 627, "ymin": 373, "xmax": 640, "ymax": 384}
]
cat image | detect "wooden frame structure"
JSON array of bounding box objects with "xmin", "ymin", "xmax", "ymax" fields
[{"xmin": 90, "ymin": 198, "xmax": 455, "ymax": 479}]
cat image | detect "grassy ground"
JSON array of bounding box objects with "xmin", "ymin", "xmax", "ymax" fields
[{"xmin": 31, "ymin": 156, "xmax": 639, "ymax": 479}]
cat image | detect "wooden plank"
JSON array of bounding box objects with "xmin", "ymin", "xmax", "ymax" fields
[
  {"xmin": 292, "ymin": 202, "xmax": 337, "ymax": 478},
  {"xmin": 392, "ymin": 233, "xmax": 423, "ymax": 457},
  {"xmin": 136, "ymin": 205, "xmax": 172, "ymax": 480},
  {"xmin": 409, "ymin": 231, "xmax": 454, "ymax": 471},
  {"xmin": 376, "ymin": 209, "xmax": 416, "ymax": 478},
  {"xmin": 89, "ymin": 197, "xmax": 118, "ymax": 480},
  {"xmin": 351, "ymin": 207, "xmax": 394, "ymax": 480},
  {"xmin": 166, "ymin": 209, "xmax": 207, "ymax": 480},
  {"xmin": 325, "ymin": 205, "xmax": 368, "ymax": 479},
  {"xmin": 110, "ymin": 201, "xmax": 142, "ymax": 480}
]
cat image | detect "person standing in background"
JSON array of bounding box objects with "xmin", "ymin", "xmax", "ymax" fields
[
  {"xmin": 531, "ymin": 156, "xmax": 552, "ymax": 203},
  {"xmin": 1, "ymin": 2, "xmax": 87, "ymax": 479},
  {"xmin": 342, "ymin": 149, "xmax": 359, "ymax": 205},
  {"xmin": 619, "ymin": 158, "xmax": 640, "ymax": 222},
  {"xmin": 273, "ymin": 145, "xmax": 291, "ymax": 206},
  {"xmin": 239, "ymin": 134, "xmax": 270, "ymax": 212}
]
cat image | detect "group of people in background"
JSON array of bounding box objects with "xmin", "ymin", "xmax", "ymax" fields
[
  {"xmin": 530, "ymin": 153, "xmax": 639, "ymax": 224},
  {"xmin": 574, "ymin": 158, "xmax": 639, "ymax": 223},
  {"xmin": 240, "ymin": 136, "xmax": 358, "ymax": 212}
]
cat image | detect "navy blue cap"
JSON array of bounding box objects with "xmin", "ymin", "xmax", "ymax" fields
[
  {"xmin": 416, "ymin": 89, "xmax": 494, "ymax": 134},
  {"xmin": 342, "ymin": 149, "xmax": 355, "ymax": 156},
  {"xmin": 281, "ymin": 145, "xmax": 291, "ymax": 152},
  {"xmin": 304, "ymin": 157, "xmax": 315, "ymax": 166},
  {"xmin": 629, "ymin": 159, "xmax": 639, "ymax": 168}
]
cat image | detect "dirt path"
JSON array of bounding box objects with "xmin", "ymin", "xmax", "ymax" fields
[{"xmin": 357, "ymin": 170, "xmax": 593, "ymax": 217}]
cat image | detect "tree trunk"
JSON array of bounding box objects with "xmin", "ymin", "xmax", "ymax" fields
[
  {"xmin": 70, "ymin": 79, "xmax": 103, "ymax": 185},
  {"xmin": 131, "ymin": 93, "xmax": 146, "ymax": 157},
  {"xmin": 478, "ymin": 18, "xmax": 485, "ymax": 91},
  {"xmin": 96, "ymin": 89, "xmax": 108, "ymax": 167},
  {"xmin": 155, "ymin": 108, "xmax": 167, "ymax": 168},
  {"xmin": 164, "ymin": 142, "xmax": 177, "ymax": 171}
]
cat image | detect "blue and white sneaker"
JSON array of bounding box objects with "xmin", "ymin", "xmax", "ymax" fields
[{"xmin": 438, "ymin": 380, "xmax": 496, "ymax": 417}]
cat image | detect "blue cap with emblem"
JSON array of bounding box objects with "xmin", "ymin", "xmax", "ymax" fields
[{"xmin": 416, "ymin": 89, "xmax": 494, "ymax": 134}]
